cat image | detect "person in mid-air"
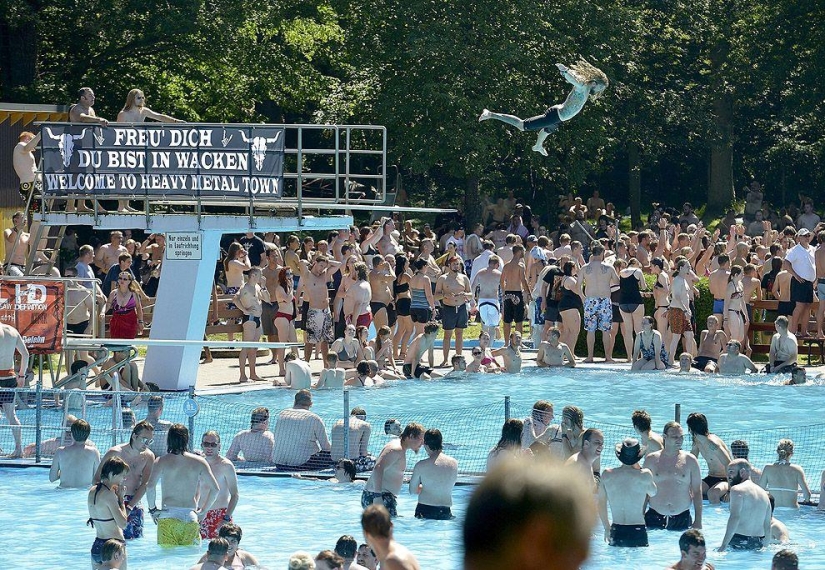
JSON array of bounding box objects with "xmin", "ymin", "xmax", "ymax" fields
[{"xmin": 479, "ymin": 59, "xmax": 608, "ymax": 156}]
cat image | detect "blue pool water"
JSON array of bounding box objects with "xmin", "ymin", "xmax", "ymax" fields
[{"xmin": 2, "ymin": 367, "xmax": 824, "ymax": 568}]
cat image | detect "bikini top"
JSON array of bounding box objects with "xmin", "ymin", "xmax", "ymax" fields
[
  {"xmin": 394, "ymin": 281, "xmax": 410, "ymax": 295},
  {"xmin": 112, "ymin": 293, "xmax": 136, "ymax": 315},
  {"xmin": 337, "ymin": 343, "xmax": 357, "ymax": 362},
  {"xmin": 87, "ymin": 482, "xmax": 116, "ymax": 527}
]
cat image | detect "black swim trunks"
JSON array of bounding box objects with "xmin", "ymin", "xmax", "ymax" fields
[
  {"xmin": 703, "ymin": 475, "xmax": 727, "ymax": 489},
  {"xmin": 790, "ymin": 278, "xmax": 814, "ymax": 304},
  {"xmin": 777, "ymin": 300, "xmax": 795, "ymax": 316},
  {"xmin": 66, "ymin": 320, "xmax": 90, "ymax": 335},
  {"xmin": 0, "ymin": 377, "xmax": 17, "ymax": 404},
  {"xmin": 91, "ymin": 537, "xmax": 125, "ymax": 564},
  {"xmin": 275, "ymin": 450, "xmax": 333, "ymax": 472},
  {"xmin": 242, "ymin": 314, "xmax": 261, "ymax": 327},
  {"xmin": 440, "ymin": 303, "xmax": 469, "ymax": 331},
  {"xmin": 729, "ymin": 533, "xmax": 764, "ymax": 550},
  {"xmin": 523, "ymin": 106, "xmax": 562, "ymax": 134},
  {"xmin": 609, "ymin": 523, "xmax": 648, "ymax": 547},
  {"xmin": 644, "ymin": 507, "xmax": 691, "ymax": 531},
  {"xmin": 414, "ymin": 503, "xmax": 453, "ymax": 520},
  {"xmin": 692, "ymin": 356, "xmax": 717, "ymax": 371},
  {"xmin": 361, "ymin": 490, "xmax": 398, "ymax": 517},
  {"xmin": 502, "ymin": 291, "xmax": 525, "ymax": 324},
  {"xmin": 402, "ymin": 363, "xmax": 433, "ymax": 379}
]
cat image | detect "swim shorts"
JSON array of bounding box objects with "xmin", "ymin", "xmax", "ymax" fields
[
  {"xmin": 644, "ymin": 507, "xmax": 691, "ymax": 531},
  {"xmin": 157, "ymin": 513, "xmax": 201, "ymax": 546},
  {"xmin": 356, "ymin": 312, "xmax": 372, "ymax": 328},
  {"xmin": 355, "ymin": 455, "xmax": 376, "ymax": 472},
  {"xmin": 276, "ymin": 450, "xmax": 333, "ymax": 472},
  {"xmin": 790, "ymin": 278, "xmax": 813, "ymax": 304},
  {"xmin": 702, "ymin": 475, "xmax": 727, "ymax": 497},
  {"xmin": 402, "ymin": 363, "xmax": 433, "ymax": 379},
  {"xmin": 609, "ymin": 523, "xmax": 649, "ymax": 547},
  {"xmin": 409, "ymin": 307, "xmax": 432, "ymax": 323},
  {"xmin": 361, "ymin": 490, "xmax": 398, "ymax": 517},
  {"xmin": 441, "ymin": 303, "xmax": 469, "ymax": 330},
  {"xmin": 667, "ymin": 308, "xmax": 692, "ymax": 335},
  {"xmin": 242, "ymin": 314, "xmax": 261, "ymax": 328},
  {"xmin": 91, "ymin": 537, "xmax": 125, "ymax": 564},
  {"xmin": 692, "ymin": 356, "xmax": 717, "ymax": 371},
  {"xmin": 712, "ymin": 298, "xmax": 725, "ymax": 314},
  {"xmin": 817, "ymin": 278, "xmax": 825, "ymax": 300},
  {"xmin": 0, "ymin": 377, "xmax": 16, "ymax": 404},
  {"xmin": 502, "ymin": 291, "xmax": 525, "ymax": 324},
  {"xmin": 261, "ymin": 301, "xmax": 277, "ymax": 336},
  {"xmin": 777, "ymin": 300, "xmax": 795, "ymax": 316},
  {"xmin": 478, "ymin": 299, "xmax": 501, "ymax": 328},
  {"xmin": 199, "ymin": 507, "xmax": 229, "ymax": 539},
  {"xmin": 533, "ymin": 297, "xmax": 546, "ymax": 326},
  {"xmin": 729, "ymin": 533, "xmax": 764, "ymax": 550},
  {"xmin": 396, "ymin": 298, "xmax": 411, "ymax": 317},
  {"xmin": 225, "ymin": 286, "xmax": 240, "ymax": 312},
  {"xmin": 583, "ymin": 297, "xmax": 612, "ymax": 332},
  {"xmin": 415, "ymin": 503, "xmax": 453, "ymax": 520},
  {"xmin": 67, "ymin": 320, "xmax": 90, "ymax": 335},
  {"xmin": 523, "ymin": 106, "xmax": 562, "ymax": 134},
  {"xmin": 306, "ymin": 308, "xmax": 334, "ymax": 344},
  {"xmin": 123, "ymin": 495, "xmax": 144, "ymax": 539}
]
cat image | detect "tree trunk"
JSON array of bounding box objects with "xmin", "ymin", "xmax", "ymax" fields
[
  {"xmin": 464, "ymin": 176, "xmax": 482, "ymax": 227},
  {"xmin": 707, "ymin": 91, "xmax": 735, "ymax": 213},
  {"xmin": 628, "ymin": 142, "xmax": 641, "ymax": 229}
]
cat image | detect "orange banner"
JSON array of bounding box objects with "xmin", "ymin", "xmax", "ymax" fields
[{"xmin": 0, "ymin": 280, "xmax": 65, "ymax": 354}]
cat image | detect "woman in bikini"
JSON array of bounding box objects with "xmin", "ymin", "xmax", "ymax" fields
[
  {"xmin": 392, "ymin": 254, "xmax": 414, "ymax": 360},
  {"xmin": 759, "ymin": 439, "xmax": 813, "ymax": 508},
  {"xmin": 409, "ymin": 258, "xmax": 436, "ymax": 366},
  {"xmin": 330, "ymin": 324, "xmax": 363, "ymax": 371},
  {"xmin": 371, "ymin": 325, "xmax": 402, "ymax": 379},
  {"xmin": 87, "ymin": 456, "xmax": 129, "ymax": 570},
  {"xmin": 556, "ymin": 261, "xmax": 583, "ymax": 350},
  {"xmin": 486, "ymin": 419, "xmax": 530, "ymax": 471},
  {"xmin": 630, "ymin": 316, "xmax": 667, "ymax": 371},
  {"xmin": 651, "ymin": 257, "xmax": 671, "ymax": 349},
  {"xmin": 223, "ymin": 243, "xmax": 251, "ymax": 342},
  {"xmin": 477, "ymin": 331, "xmax": 501, "ymax": 371},
  {"xmin": 356, "ymin": 325, "xmax": 374, "ymax": 361},
  {"xmin": 724, "ymin": 265, "xmax": 748, "ymax": 344},
  {"xmin": 273, "ymin": 267, "xmax": 297, "ymax": 376},
  {"xmin": 619, "ymin": 258, "xmax": 648, "ymax": 362},
  {"xmin": 332, "ymin": 254, "xmax": 358, "ymax": 340}
]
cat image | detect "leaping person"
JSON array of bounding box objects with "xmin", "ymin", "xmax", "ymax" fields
[{"xmin": 479, "ymin": 59, "xmax": 608, "ymax": 156}]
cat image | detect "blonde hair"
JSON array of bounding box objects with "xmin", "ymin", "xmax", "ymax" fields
[
  {"xmin": 568, "ymin": 58, "xmax": 609, "ymax": 99},
  {"xmin": 287, "ymin": 551, "xmax": 315, "ymax": 570},
  {"xmin": 122, "ymin": 89, "xmax": 145, "ymax": 112},
  {"xmin": 777, "ymin": 439, "xmax": 794, "ymax": 461}
]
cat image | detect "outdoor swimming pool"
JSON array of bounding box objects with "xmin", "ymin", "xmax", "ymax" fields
[{"xmin": 2, "ymin": 367, "xmax": 824, "ymax": 568}]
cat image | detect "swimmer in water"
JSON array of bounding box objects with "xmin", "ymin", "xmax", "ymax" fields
[
  {"xmin": 536, "ymin": 327, "xmax": 576, "ymax": 368},
  {"xmin": 479, "ymin": 59, "xmax": 609, "ymax": 156},
  {"xmin": 492, "ymin": 331, "xmax": 523, "ymax": 373},
  {"xmin": 717, "ymin": 340, "xmax": 758, "ymax": 375},
  {"xmin": 667, "ymin": 529, "xmax": 715, "ymax": 570}
]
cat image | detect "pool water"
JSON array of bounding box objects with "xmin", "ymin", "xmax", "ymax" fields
[
  {"xmin": 3, "ymin": 367, "xmax": 824, "ymax": 568},
  {"xmin": 1, "ymin": 466, "xmax": 823, "ymax": 569}
]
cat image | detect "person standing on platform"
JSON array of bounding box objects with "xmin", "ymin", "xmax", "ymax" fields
[
  {"xmin": 68, "ymin": 87, "xmax": 108, "ymax": 213},
  {"xmin": 13, "ymin": 130, "xmax": 41, "ymax": 217},
  {"xmin": 3, "ymin": 211, "xmax": 30, "ymax": 276}
]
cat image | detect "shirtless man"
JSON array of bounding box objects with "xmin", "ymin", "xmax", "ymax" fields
[
  {"xmin": 580, "ymin": 243, "xmax": 619, "ymax": 362},
  {"xmin": 598, "ymin": 438, "xmax": 657, "ymax": 547},
  {"xmin": 189, "ymin": 538, "xmax": 229, "ymax": 570},
  {"xmin": 225, "ymin": 407, "xmax": 274, "ymax": 463},
  {"xmin": 668, "ymin": 530, "xmax": 715, "ymax": 570},
  {"xmin": 408, "ymin": 428, "xmax": 458, "ymax": 520},
  {"xmin": 472, "ymin": 255, "xmax": 503, "ymax": 339},
  {"xmin": 631, "ymin": 410, "xmax": 663, "ymax": 455},
  {"xmin": 299, "ymin": 254, "xmax": 340, "ymax": 365},
  {"xmin": 361, "ymin": 505, "xmax": 420, "ymax": 570},
  {"xmin": 708, "ymin": 255, "xmax": 731, "ymax": 322},
  {"xmin": 521, "ymin": 400, "xmax": 560, "ymax": 450},
  {"xmin": 95, "ymin": 232, "xmax": 128, "ymax": 276},
  {"xmin": 717, "ymin": 339, "xmax": 758, "ymax": 374},
  {"xmin": 642, "ymin": 421, "xmax": 703, "ymax": 531},
  {"xmin": 686, "ymin": 412, "xmax": 733, "ymax": 504},
  {"xmin": 565, "ymin": 428, "xmax": 603, "ymax": 491},
  {"xmin": 49, "ymin": 418, "xmax": 100, "ymax": 488},
  {"xmin": 495, "ymin": 234, "xmax": 516, "ymax": 264},
  {"xmin": 198, "ymin": 430, "xmax": 239, "ymax": 540},
  {"xmin": 233, "ymin": 266, "xmax": 270, "ymax": 383},
  {"xmin": 403, "ymin": 322, "xmax": 439, "ymax": 379},
  {"xmin": 500, "ymin": 244, "xmax": 532, "ymax": 341},
  {"xmin": 768, "ymin": 316, "xmax": 798, "ymax": 373},
  {"xmin": 536, "ymin": 327, "xmax": 575, "ymax": 367},
  {"xmin": 146, "ymin": 424, "xmax": 220, "ymax": 546},
  {"xmin": 331, "ymin": 407, "xmax": 373, "ymax": 466},
  {"xmin": 200, "ymin": 524, "xmax": 260, "ymax": 569},
  {"xmin": 13, "ymin": 130, "xmax": 41, "ymax": 209},
  {"xmin": 3, "ymin": 211, "xmax": 30, "ymax": 276},
  {"xmin": 492, "ymin": 331, "xmax": 523, "ymax": 372},
  {"xmin": 0, "ymin": 321, "xmax": 29, "ymax": 457},
  {"xmin": 96, "ymin": 421, "xmax": 156, "ymax": 539},
  {"xmin": 68, "ymin": 87, "xmax": 108, "ymax": 212},
  {"xmin": 436, "ymin": 256, "xmax": 472, "ymax": 366},
  {"xmin": 362, "ymin": 422, "xmax": 425, "ymax": 517},
  {"xmin": 344, "ymin": 262, "xmax": 372, "ymax": 329},
  {"xmin": 719, "ymin": 459, "xmax": 772, "ymax": 551},
  {"xmin": 693, "ymin": 316, "xmax": 727, "ymax": 373}
]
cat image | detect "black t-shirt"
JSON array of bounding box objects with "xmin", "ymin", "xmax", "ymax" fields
[
  {"xmin": 239, "ymin": 235, "xmax": 266, "ymax": 266},
  {"xmin": 542, "ymin": 266, "xmax": 564, "ymax": 303}
]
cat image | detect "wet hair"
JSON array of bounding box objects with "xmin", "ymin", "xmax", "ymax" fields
[
  {"xmin": 494, "ymin": 419, "xmax": 523, "ymax": 450},
  {"xmin": 662, "ymin": 421, "xmax": 681, "ymax": 438},
  {"xmin": 631, "ymin": 410, "xmax": 652, "ymax": 432},
  {"xmin": 582, "ymin": 428, "xmax": 602, "ymax": 444},
  {"xmin": 678, "ymin": 529, "xmax": 706, "ymax": 554},
  {"xmin": 463, "ymin": 456, "xmax": 595, "ymax": 570},
  {"xmin": 686, "ymin": 412, "xmax": 709, "ymax": 436},
  {"xmin": 167, "ymin": 423, "xmax": 189, "ymax": 454},
  {"xmin": 315, "ymin": 550, "xmax": 344, "ymax": 569},
  {"xmin": 562, "ymin": 405, "xmax": 584, "ymax": 429},
  {"xmin": 772, "ymin": 549, "xmax": 799, "ymax": 570},
  {"xmin": 336, "ymin": 459, "xmax": 356, "ymax": 481},
  {"xmin": 730, "ymin": 440, "xmax": 749, "ymax": 459},
  {"xmin": 100, "ymin": 456, "xmax": 130, "ymax": 480},
  {"xmin": 131, "ymin": 420, "xmax": 155, "ymax": 441},
  {"xmin": 424, "ymin": 428, "xmax": 443, "ymax": 452},
  {"xmin": 71, "ymin": 418, "xmax": 91, "ymax": 442},
  {"xmin": 384, "ymin": 418, "xmax": 400, "ymax": 434},
  {"xmin": 532, "ymin": 400, "xmax": 553, "ymax": 420},
  {"xmin": 400, "ymin": 422, "xmax": 425, "ymax": 442},
  {"xmin": 218, "ymin": 522, "xmax": 243, "ymax": 542},
  {"xmin": 202, "ymin": 430, "xmax": 221, "ymax": 445},
  {"xmin": 362, "ymin": 504, "xmax": 393, "ymax": 539},
  {"xmin": 294, "ymin": 389, "xmax": 312, "ymax": 406},
  {"xmin": 101, "ymin": 538, "xmax": 126, "ymax": 563},
  {"xmin": 356, "ymin": 361, "xmax": 370, "ymax": 375},
  {"xmin": 147, "ymin": 395, "xmax": 163, "ymax": 413},
  {"xmin": 207, "ymin": 538, "xmax": 230, "ymax": 558},
  {"xmin": 251, "ymin": 407, "xmax": 269, "ymax": 428},
  {"xmin": 777, "ymin": 439, "xmax": 794, "ymax": 461},
  {"xmin": 547, "ymin": 327, "xmax": 561, "ymax": 340},
  {"xmin": 334, "ymin": 535, "xmax": 358, "ymax": 559}
]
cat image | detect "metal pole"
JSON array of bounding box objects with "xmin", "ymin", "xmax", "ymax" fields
[
  {"xmin": 343, "ymin": 389, "xmax": 350, "ymax": 460},
  {"xmin": 188, "ymin": 385, "xmax": 196, "ymax": 452},
  {"xmin": 674, "ymin": 404, "xmax": 681, "ymax": 423},
  {"xmin": 504, "ymin": 395, "xmax": 511, "ymax": 421},
  {"xmin": 35, "ymin": 354, "xmax": 43, "ymax": 463}
]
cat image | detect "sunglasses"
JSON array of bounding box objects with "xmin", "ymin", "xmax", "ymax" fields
[
  {"xmin": 140, "ymin": 437, "xmax": 154, "ymax": 445},
  {"xmin": 202, "ymin": 441, "xmax": 219, "ymax": 448},
  {"xmin": 118, "ymin": 277, "xmax": 131, "ymax": 281}
]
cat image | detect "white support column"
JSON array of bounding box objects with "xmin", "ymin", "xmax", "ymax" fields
[{"xmin": 142, "ymin": 230, "xmax": 221, "ymax": 390}]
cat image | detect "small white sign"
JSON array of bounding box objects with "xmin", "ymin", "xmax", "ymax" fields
[
  {"xmin": 183, "ymin": 398, "xmax": 200, "ymax": 417},
  {"xmin": 166, "ymin": 232, "xmax": 202, "ymax": 261}
]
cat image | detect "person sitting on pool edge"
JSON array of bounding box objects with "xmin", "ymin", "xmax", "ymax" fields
[
  {"xmin": 403, "ymin": 321, "xmax": 440, "ymax": 379},
  {"xmin": 717, "ymin": 340, "xmax": 758, "ymax": 375},
  {"xmin": 766, "ymin": 316, "xmax": 798, "ymax": 373}
]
